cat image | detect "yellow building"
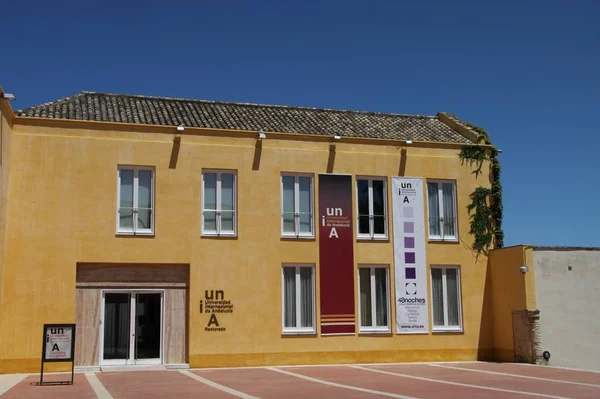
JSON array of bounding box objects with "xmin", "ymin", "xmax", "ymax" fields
[{"xmin": 0, "ymin": 87, "xmax": 514, "ymax": 373}]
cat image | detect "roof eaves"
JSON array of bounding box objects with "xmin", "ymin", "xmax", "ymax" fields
[{"xmin": 11, "ymin": 114, "xmax": 467, "ymax": 148}]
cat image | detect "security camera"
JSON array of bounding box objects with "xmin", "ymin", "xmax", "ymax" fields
[{"xmin": 519, "ymin": 265, "xmax": 528, "ymax": 274}]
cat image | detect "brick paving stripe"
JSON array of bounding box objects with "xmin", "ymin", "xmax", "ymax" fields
[
  {"xmin": 447, "ymin": 362, "xmax": 600, "ymax": 385},
  {"xmin": 85, "ymin": 373, "xmax": 114, "ymax": 399},
  {"xmin": 0, "ymin": 374, "xmax": 26, "ymax": 395},
  {"xmin": 193, "ymin": 367, "xmax": 387, "ymax": 399},
  {"xmin": 96, "ymin": 370, "xmax": 236, "ymax": 399},
  {"xmin": 180, "ymin": 370, "xmax": 258, "ymax": 399},
  {"xmin": 1, "ymin": 374, "xmax": 97, "ymax": 399},
  {"xmin": 287, "ymin": 365, "xmax": 530, "ymax": 399},
  {"xmin": 358, "ymin": 365, "xmax": 570, "ymax": 399},
  {"xmin": 269, "ymin": 367, "xmax": 416, "ymax": 399},
  {"xmin": 373, "ymin": 364, "xmax": 600, "ymax": 398},
  {"xmin": 430, "ymin": 364, "xmax": 600, "ymax": 388}
]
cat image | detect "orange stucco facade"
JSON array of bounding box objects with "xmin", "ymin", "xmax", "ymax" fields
[{"xmin": 0, "ymin": 93, "xmax": 534, "ymax": 373}]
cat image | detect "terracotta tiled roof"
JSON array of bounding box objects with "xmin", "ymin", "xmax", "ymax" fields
[{"xmin": 17, "ymin": 91, "xmax": 472, "ymax": 143}]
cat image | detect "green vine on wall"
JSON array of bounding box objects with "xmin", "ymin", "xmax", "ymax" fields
[{"xmin": 456, "ymin": 119, "xmax": 504, "ymax": 255}]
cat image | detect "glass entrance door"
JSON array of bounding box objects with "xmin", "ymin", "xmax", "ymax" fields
[
  {"xmin": 102, "ymin": 291, "xmax": 163, "ymax": 365},
  {"xmin": 135, "ymin": 293, "xmax": 162, "ymax": 362},
  {"xmin": 103, "ymin": 293, "xmax": 130, "ymax": 362}
]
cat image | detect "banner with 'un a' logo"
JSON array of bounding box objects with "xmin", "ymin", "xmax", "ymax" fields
[{"xmin": 318, "ymin": 174, "xmax": 355, "ymax": 335}]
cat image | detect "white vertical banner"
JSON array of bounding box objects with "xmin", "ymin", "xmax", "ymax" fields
[{"xmin": 392, "ymin": 177, "xmax": 429, "ymax": 334}]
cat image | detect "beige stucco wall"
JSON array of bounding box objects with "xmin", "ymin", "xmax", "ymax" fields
[
  {"xmin": 0, "ymin": 118, "xmax": 494, "ymax": 372},
  {"xmin": 533, "ymin": 249, "xmax": 600, "ymax": 371}
]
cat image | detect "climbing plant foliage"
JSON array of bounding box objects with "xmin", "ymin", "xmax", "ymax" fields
[{"xmin": 457, "ymin": 119, "xmax": 504, "ymax": 255}]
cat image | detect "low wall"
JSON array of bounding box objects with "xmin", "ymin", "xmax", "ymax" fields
[{"xmin": 533, "ymin": 248, "xmax": 600, "ymax": 370}]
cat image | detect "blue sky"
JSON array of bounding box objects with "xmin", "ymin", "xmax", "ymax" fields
[{"xmin": 1, "ymin": 0, "xmax": 598, "ymax": 247}]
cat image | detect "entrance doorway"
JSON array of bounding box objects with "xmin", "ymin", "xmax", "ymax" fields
[{"xmin": 101, "ymin": 290, "xmax": 163, "ymax": 366}]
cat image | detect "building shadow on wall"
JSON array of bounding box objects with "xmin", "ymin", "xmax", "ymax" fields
[
  {"xmin": 169, "ymin": 136, "xmax": 181, "ymax": 169},
  {"xmin": 478, "ymin": 258, "xmax": 495, "ymax": 361},
  {"xmin": 327, "ymin": 144, "xmax": 336, "ymax": 173},
  {"xmin": 398, "ymin": 148, "xmax": 407, "ymax": 176},
  {"xmin": 252, "ymin": 141, "xmax": 262, "ymax": 170}
]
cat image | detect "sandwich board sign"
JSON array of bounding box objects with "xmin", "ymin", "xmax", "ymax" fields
[{"xmin": 39, "ymin": 323, "xmax": 76, "ymax": 385}]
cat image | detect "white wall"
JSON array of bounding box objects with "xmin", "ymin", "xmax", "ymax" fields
[{"xmin": 533, "ymin": 249, "xmax": 600, "ymax": 371}]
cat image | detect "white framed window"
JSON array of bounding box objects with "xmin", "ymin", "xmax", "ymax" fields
[
  {"xmin": 358, "ymin": 265, "xmax": 390, "ymax": 332},
  {"xmin": 117, "ymin": 166, "xmax": 155, "ymax": 235},
  {"xmin": 202, "ymin": 170, "xmax": 237, "ymax": 236},
  {"xmin": 281, "ymin": 174, "xmax": 314, "ymax": 238},
  {"xmin": 430, "ymin": 266, "xmax": 463, "ymax": 332},
  {"xmin": 282, "ymin": 264, "xmax": 315, "ymax": 334},
  {"xmin": 427, "ymin": 180, "xmax": 457, "ymax": 241},
  {"xmin": 356, "ymin": 177, "xmax": 387, "ymax": 239}
]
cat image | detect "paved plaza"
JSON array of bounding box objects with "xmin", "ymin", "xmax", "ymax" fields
[{"xmin": 2, "ymin": 362, "xmax": 600, "ymax": 398}]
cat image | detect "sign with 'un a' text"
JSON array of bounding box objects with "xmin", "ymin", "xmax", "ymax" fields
[
  {"xmin": 392, "ymin": 177, "xmax": 429, "ymax": 334},
  {"xmin": 200, "ymin": 289, "xmax": 234, "ymax": 332},
  {"xmin": 43, "ymin": 324, "xmax": 76, "ymax": 361}
]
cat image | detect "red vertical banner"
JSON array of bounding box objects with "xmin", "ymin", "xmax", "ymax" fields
[{"xmin": 318, "ymin": 174, "xmax": 355, "ymax": 335}]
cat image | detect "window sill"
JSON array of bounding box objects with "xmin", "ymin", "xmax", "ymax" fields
[
  {"xmin": 281, "ymin": 234, "xmax": 315, "ymax": 240},
  {"xmin": 432, "ymin": 327, "xmax": 463, "ymax": 334},
  {"xmin": 428, "ymin": 237, "xmax": 459, "ymax": 243},
  {"xmin": 202, "ymin": 233, "xmax": 238, "ymax": 239},
  {"xmin": 116, "ymin": 232, "xmax": 155, "ymax": 238},
  {"xmin": 358, "ymin": 329, "xmax": 392, "ymax": 336},
  {"xmin": 282, "ymin": 330, "xmax": 316, "ymax": 336},
  {"xmin": 357, "ymin": 236, "xmax": 389, "ymax": 242}
]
